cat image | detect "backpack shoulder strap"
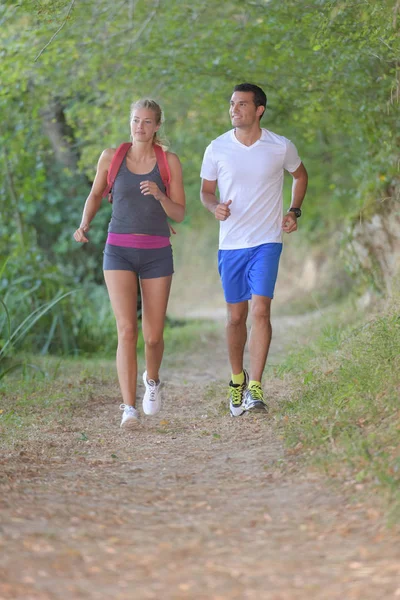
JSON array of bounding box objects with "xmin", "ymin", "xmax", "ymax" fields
[
  {"xmin": 153, "ymin": 144, "xmax": 176, "ymax": 234},
  {"xmin": 102, "ymin": 142, "xmax": 131, "ymax": 200},
  {"xmin": 153, "ymin": 144, "xmax": 171, "ymax": 197}
]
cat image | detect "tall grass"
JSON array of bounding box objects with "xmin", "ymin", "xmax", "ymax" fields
[
  {"xmin": 0, "ymin": 289, "xmax": 75, "ymax": 379},
  {"xmin": 0, "ymin": 252, "xmax": 117, "ymax": 357},
  {"xmin": 277, "ymin": 301, "xmax": 400, "ymax": 521}
]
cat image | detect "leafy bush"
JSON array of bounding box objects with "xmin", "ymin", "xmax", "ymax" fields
[{"xmin": 0, "ymin": 250, "xmax": 116, "ymax": 357}]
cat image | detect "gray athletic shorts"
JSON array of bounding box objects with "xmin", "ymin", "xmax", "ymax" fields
[{"xmin": 103, "ymin": 244, "xmax": 174, "ymax": 279}]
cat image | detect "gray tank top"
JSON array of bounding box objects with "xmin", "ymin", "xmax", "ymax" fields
[{"xmin": 108, "ymin": 157, "xmax": 170, "ymax": 236}]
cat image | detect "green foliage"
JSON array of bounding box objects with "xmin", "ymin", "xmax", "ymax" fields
[
  {"xmin": 70, "ymin": 283, "xmax": 118, "ymax": 356},
  {"xmin": 0, "ymin": 0, "xmax": 399, "ymax": 356},
  {"xmin": 2, "ymin": 0, "xmax": 398, "ymax": 234},
  {"xmin": 0, "ymin": 253, "xmax": 77, "ymax": 378},
  {"xmin": 0, "ymin": 250, "xmax": 117, "ymax": 357},
  {"xmin": 0, "ymin": 251, "xmax": 77, "ymax": 354}
]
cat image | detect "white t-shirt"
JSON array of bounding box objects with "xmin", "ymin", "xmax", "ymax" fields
[{"xmin": 200, "ymin": 128, "xmax": 301, "ymax": 250}]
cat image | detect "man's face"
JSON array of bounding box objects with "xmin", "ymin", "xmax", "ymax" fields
[{"xmin": 229, "ymin": 91, "xmax": 264, "ymax": 128}]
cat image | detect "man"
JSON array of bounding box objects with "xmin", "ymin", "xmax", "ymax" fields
[{"xmin": 200, "ymin": 83, "xmax": 308, "ymax": 417}]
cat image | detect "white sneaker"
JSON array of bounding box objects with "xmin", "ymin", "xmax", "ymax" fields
[
  {"xmin": 142, "ymin": 371, "xmax": 162, "ymax": 416},
  {"xmin": 120, "ymin": 404, "xmax": 139, "ymax": 428}
]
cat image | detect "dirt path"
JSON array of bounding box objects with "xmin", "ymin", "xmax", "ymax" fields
[{"xmin": 1, "ymin": 315, "xmax": 399, "ymax": 600}]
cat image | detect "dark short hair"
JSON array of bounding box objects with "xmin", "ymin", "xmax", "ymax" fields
[{"xmin": 233, "ymin": 83, "xmax": 267, "ymax": 119}]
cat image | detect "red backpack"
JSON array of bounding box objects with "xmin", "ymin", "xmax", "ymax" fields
[
  {"xmin": 102, "ymin": 142, "xmax": 175, "ymax": 234},
  {"xmin": 102, "ymin": 142, "xmax": 171, "ymax": 200}
]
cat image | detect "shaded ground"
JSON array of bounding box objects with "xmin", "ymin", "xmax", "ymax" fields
[{"xmin": 1, "ymin": 315, "xmax": 399, "ymax": 599}]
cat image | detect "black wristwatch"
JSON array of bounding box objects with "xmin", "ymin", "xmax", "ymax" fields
[{"xmin": 288, "ymin": 207, "xmax": 302, "ymax": 218}]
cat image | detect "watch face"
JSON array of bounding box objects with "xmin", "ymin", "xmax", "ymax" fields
[{"xmin": 289, "ymin": 208, "xmax": 301, "ymax": 217}]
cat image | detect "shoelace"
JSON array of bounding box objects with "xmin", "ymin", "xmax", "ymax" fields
[
  {"xmin": 146, "ymin": 379, "xmax": 159, "ymax": 402},
  {"xmin": 229, "ymin": 382, "xmax": 246, "ymax": 406},
  {"xmin": 248, "ymin": 385, "xmax": 263, "ymax": 401}
]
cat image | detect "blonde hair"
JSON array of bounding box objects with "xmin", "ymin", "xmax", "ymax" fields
[{"xmin": 130, "ymin": 98, "xmax": 168, "ymax": 148}]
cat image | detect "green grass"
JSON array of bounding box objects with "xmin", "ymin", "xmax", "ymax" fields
[
  {"xmin": 163, "ymin": 318, "xmax": 219, "ymax": 354},
  {"xmin": 276, "ymin": 302, "xmax": 400, "ymax": 523}
]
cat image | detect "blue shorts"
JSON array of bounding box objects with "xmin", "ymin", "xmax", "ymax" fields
[{"xmin": 218, "ymin": 243, "xmax": 283, "ymax": 304}]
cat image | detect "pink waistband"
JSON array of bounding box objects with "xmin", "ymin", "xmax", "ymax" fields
[{"xmin": 107, "ymin": 233, "xmax": 170, "ymax": 249}]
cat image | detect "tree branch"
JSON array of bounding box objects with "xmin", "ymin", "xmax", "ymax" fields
[{"xmin": 34, "ymin": 0, "xmax": 76, "ymax": 62}]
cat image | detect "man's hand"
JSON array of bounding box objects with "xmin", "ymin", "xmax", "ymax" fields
[
  {"xmin": 73, "ymin": 224, "xmax": 90, "ymax": 243},
  {"xmin": 282, "ymin": 212, "xmax": 298, "ymax": 234},
  {"xmin": 214, "ymin": 200, "xmax": 232, "ymax": 221}
]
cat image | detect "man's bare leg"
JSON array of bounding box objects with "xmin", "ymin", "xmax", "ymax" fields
[
  {"xmin": 226, "ymin": 301, "xmax": 248, "ymax": 375},
  {"xmin": 248, "ymin": 294, "xmax": 272, "ymax": 382}
]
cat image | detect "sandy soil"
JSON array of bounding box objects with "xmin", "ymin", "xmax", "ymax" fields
[{"xmin": 0, "ymin": 315, "xmax": 399, "ymax": 600}]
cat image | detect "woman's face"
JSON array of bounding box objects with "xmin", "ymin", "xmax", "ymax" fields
[{"xmin": 130, "ymin": 108, "xmax": 160, "ymax": 143}]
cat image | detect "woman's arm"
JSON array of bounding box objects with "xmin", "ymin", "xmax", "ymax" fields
[
  {"xmin": 73, "ymin": 148, "xmax": 114, "ymax": 243},
  {"xmin": 139, "ymin": 152, "xmax": 186, "ymax": 223}
]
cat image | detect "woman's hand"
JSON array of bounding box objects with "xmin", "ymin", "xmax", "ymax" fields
[
  {"xmin": 140, "ymin": 180, "xmax": 164, "ymax": 201},
  {"xmin": 73, "ymin": 224, "xmax": 90, "ymax": 243}
]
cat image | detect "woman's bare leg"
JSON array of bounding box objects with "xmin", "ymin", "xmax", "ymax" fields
[
  {"xmin": 140, "ymin": 275, "xmax": 172, "ymax": 381},
  {"xmin": 104, "ymin": 270, "xmax": 139, "ymax": 406}
]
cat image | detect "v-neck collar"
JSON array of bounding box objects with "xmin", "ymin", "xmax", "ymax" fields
[{"xmin": 231, "ymin": 128, "xmax": 266, "ymax": 150}]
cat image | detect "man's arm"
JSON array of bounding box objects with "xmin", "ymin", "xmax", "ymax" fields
[
  {"xmin": 200, "ymin": 179, "xmax": 232, "ymax": 221},
  {"xmin": 282, "ymin": 162, "xmax": 308, "ymax": 234}
]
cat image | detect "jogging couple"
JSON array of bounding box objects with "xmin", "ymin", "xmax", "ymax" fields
[{"xmin": 74, "ymin": 83, "xmax": 308, "ymax": 428}]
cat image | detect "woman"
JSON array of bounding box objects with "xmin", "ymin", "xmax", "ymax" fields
[{"xmin": 74, "ymin": 99, "xmax": 185, "ymax": 429}]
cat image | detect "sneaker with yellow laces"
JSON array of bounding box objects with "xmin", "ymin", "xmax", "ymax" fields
[
  {"xmin": 229, "ymin": 370, "xmax": 249, "ymax": 417},
  {"xmin": 243, "ymin": 383, "xmax": 268, "ymax": 412}
]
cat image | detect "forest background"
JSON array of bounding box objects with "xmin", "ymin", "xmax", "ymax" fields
[{"xmin": 0, "ymin": 0, "xmax": 399, "ymax": 359}]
